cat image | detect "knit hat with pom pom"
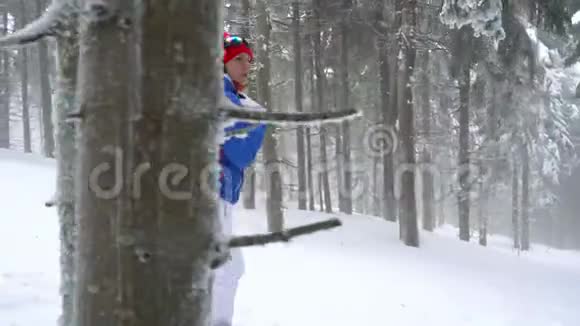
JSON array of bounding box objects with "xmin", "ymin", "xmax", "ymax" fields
[{"xmin": 223, "ymin": 32, "xmax": 254, "ymax": 64}]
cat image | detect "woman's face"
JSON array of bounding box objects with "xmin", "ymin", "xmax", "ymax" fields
[{"xmin": 226, "ymin": 53, "xmax": 252, "ymax": 87}]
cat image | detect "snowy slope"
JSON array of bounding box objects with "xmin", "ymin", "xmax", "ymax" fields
[
  {"xmin": 1, "ymin": 149, "xmax": 580, "ymax": 326},
  {"xmin": 0, "ymin": 150, "xmax": 60, "ymax": 326}
]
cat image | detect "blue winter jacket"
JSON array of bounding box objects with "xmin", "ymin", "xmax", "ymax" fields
[{"xmin": 220, "ymin": 75, "xmax": 267, "ymax": 204}]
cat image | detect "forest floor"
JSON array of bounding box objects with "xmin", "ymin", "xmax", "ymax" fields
[{"xmin": 1, "ymin": 149, "xmax": 580, "ymax": 326}]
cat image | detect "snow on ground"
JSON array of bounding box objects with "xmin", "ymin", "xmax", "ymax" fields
[
  {"xmin": 1, "ymin": 149, "xmax": 580, "ymax": 326},
  {"xmin": 0, "ymin": 150, "xmax": 60, "ymax": 326}
]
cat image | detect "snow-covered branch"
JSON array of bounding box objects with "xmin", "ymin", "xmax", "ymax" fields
[
  {"xmin": 220, "ymin": 105, "xmax": 361, "ymax": 126},
  {"xmin": 415, "ymin": 33, "xmax": 449, "ymax": 53},
  {"xmin": 228, "ymin": 218, "xmax": 342, "ymax": 248},
  {"xmin": 67, "ymin": 107, "xmax": 361, "ymax": 130},
  {"xmin": 440, "ymin": 0, "xmax": 505, "ymax": 41},
  {"xmin": 0, "ymin": 0, "xmax": 73, "ymax": 47}
]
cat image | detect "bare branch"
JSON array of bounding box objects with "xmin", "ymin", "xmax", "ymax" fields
[
  {"xmin": 0, "ymin": 0, "xmax": 72, "ymax": 47},
  {"xmin": 415, "ymin": 33, "xmax": 450, "ymax": 53},
  {"xmin": 229, "ymin": 218, "xmax": 342, "ymax": 248},
  {"xmin": 65, "ymin": 110, "xmax": 84, "ymax": 123},
  {"xmin": 271, "ymin": 18, "xmax": 290, "ymax": 27},
  {"xmin": 271, "ymin": 79, "xmax": 292, "ymax": 89}
]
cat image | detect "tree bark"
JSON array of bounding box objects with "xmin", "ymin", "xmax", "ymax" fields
[
  {"xmin": 339, "ymin": 0, "xmax": 353, "ymax": 214},
  {"xmin": 396, "ymin": 0, "xmax": 406, "ymax": 241},
  {"xmin": 458, "ymin": 56, "xmax": 471, "ymax": 242},
  {"xmin": 0, "ymin": 9, "xmax": 10, "ymax": 149},
  {"xmin": 399, "ymin": 0, "xmax": 419, "ymax": 247},
  {"xmin": 242, "ymin": 167, "xmax": 256, "ymax": 209},
  {"xmin": 35, "ymin": 0, "xmax": 55, "ymax": 157},
  {"xmin": 438, "ymin": 71, "xmax": 452, "ymax": 228},
  {"xmin": 521, "ymin": 143, "xmax": 530, "ymax": 250},
  {"xmin": 479, "ymin": 179, "xmax": 489, "ymax": 246},
  {"xmin": 241, "ymin": 0, "xmax": 256, "ymax": 210},
  {"xmin": 73, "ymin": 1, "xmax": 222, "ymax": 325},
  {"xmin": 306, "ymin": 126, "xmax": 315, "ymax": 210},
  {"xmin": 421, "ymin": 50, "xmax": 434, "ymax": 231},
  {"xmin": 293, "ymin": 1, "xmax": 307, "ymax": 210},
  {"xmin": 256, "ymin": 0, "xmax": 284, "ymax": 232},
  {"xmin": 375, "ymin": 0, "xmax": 397, "ymax": 222},
  {"xmin": 335, "ymin": 88, "xmax": 344, "ymax": 213},
  {"xmin": 53, "ymin": 4, "xmax": 79, "ymax": 325},
  {"xmin": 313, "ymin": 0, "xmax": 332, "ymax": 213},
  {"xmin": 512, "ymin": 160, "xmax": 521, "ymax": 250},
  {"xmin": 317, "ymin": 173, "xmax": 323, "ymax": 211},
  {"xmin": 19, "ymin": 1, "xmax": 31, "ymax": 153},
  {"xmin": 307, "ymin": 39, "xmax": 316, "ymax": 211},
  {"xmin": 373, "ymin": 155, "xmax": 380, "ymax": 216}
]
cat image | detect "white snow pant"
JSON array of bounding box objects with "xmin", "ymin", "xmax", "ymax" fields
[{"xmin": 212, "ymin": 201, "xmax": 244, "ymax": 326}]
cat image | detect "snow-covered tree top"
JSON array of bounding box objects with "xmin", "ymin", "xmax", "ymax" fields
[
  {"xmin": 440, "ymin": 0, "xmax": 505, "ymax": 41},
  {"xmin": 572, "ymin": 10, "xmax": 580, "ymax": 25}
]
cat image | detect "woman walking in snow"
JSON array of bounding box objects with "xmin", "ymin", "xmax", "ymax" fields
[{"xmin": 213, "ymin": 32, "xmax": 267, "ymax": 326}]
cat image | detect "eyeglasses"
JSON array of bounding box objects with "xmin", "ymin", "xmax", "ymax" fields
[{"xmin": 224, "ymin": 35, "xmax": 250, "ymax": 48}]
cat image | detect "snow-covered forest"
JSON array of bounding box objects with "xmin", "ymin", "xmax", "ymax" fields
[
  {"xmin": 219, "ymin": 0, "xmax": 580, "ymax": 249},
  {"xmin": 0, "ymin": 0, "xmax": 579, "ymax": 325}
]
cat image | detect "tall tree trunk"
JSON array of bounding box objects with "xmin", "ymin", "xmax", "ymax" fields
[
  {"xmin": 74, "ymin": 1, "xmax": 221, "ymax": 325},
  {"xmin": 307, "ymin": 42, "xmax": 316, "ymax": 211},
  {"xmin": 396, "ymin": 0, "xmax": 406, "ymax": 241},
  {"xmin": 318, "ymin": 172, "xmax": 324, "ymax": 211},
  {"xmin": 0, "ymin": 9, "xmax": 10, "ymax": 149},
  {"xmin": 35, "ymin": 0, "xmax": 55, "ymax": 157},
  {"xmin": 306, "ymin": 126, "xmax": 315, "ymax": 210},
  {"xmin": 55, "ymin": 17, "xmax": 79, "ymax": 326},
  {"xmin": 240, "ymin": 0, "xmax": 257, "ymax": 210},
  {"xmin": 458, "ymin": 61, "xmax": 471, "ymax": 242},
  {"xmin": 339, "ymin": 0, "xmax": 353, "ymax": 214},
  {"xmin": 375, "ymin": 0, "xmax": 397, "ymax": 222},
  {"xmin": 438, "ymin": 75, "xmax": 452, "ymax": 227},
  {"xmin": 240, "ymin": 0, "xmax": 252, "ymax": 39},
  {"xmin": 421, "ymin": 50, "xmax": 434, "ymax": 231},
  {"xmin": 313, "ymin": 0, "xmax": 332, "ymax": 213},
  {"xmin": 240, "ymin": 0, "xmax": 257, "ymax": 102},
  {"xmin": 479, "ymin": 70, "xmax": 499, "ymax": 247},
  {"xmin": 74, "ymin": 2, "xmax": 133, "ymax": 324},
  {"xmin": 399, "ymin": 0, "xmax": 419, "ymax": 247},
  {"xmin": 19, "ymin": 1, "xmax": 31, "ymax": 153},
  {"xmin": 373, "ymin": 155, "xmax": 380, "ymax": 216},
  {"xmin": 256, "ymin": 0, "xmax": 284, "ymax": 232},
  {"xmin": 242, "ymin": 167, "xmax": 256, "ymax": 209},
  {"xmin": 512, "ymin": 159, "xmax": 521, "ymax": 250},
  {"xmin": 53, "ymin": 8, "xmax": 79, "ymax": 326},
  {"xmin": 335, "ymin": 105, "xmax": 344, "ymax": 212},
  {"xmin": 332, "ymin": 76, "xmax": 344, "ymax": 213},
  {"xmin": 479, "ymin": 179, "xmax": 489, "ymax": 246},
  {"xmin": 521, "ymin": 143, "xmax": 530, "ymax": 250},
  {"xmin": 293, "ymin": 1, "xmax": 307, "ymax": 210}
]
